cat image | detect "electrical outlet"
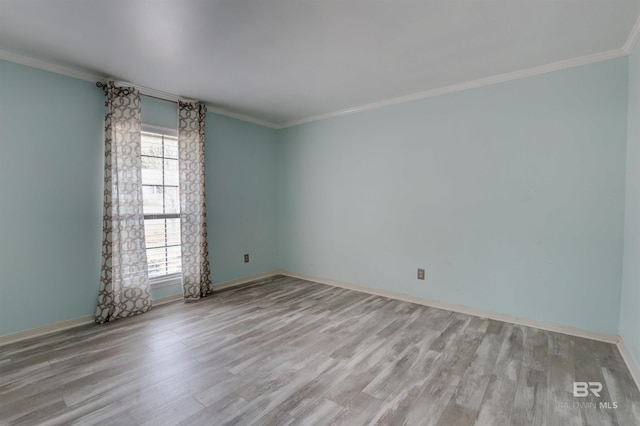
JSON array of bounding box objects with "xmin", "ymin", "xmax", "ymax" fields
[
  {"xmin": 244, "ymin": 253, "xmax": 250, "ymax": 263},
  {"xmin": 417, "ymin": 268, "xmax": 425, "ymax": 280}
]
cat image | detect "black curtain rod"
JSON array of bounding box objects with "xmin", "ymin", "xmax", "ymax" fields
[{"xmin": 96, "ymin": 81, "xmax": 202, "ymax": 107}]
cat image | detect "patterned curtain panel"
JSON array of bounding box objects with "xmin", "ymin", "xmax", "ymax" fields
[
  {"xmin": 178, "ymin": 102, "xmax": 212, "ymax": 301},
  {"xmin": 95, "ymin": 82, "xmax": 152, "ymax": 323}
]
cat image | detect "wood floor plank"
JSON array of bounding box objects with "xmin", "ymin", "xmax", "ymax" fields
[
  {"xmin": 0, "ymin": 275, "xmax": 638, "ymax": 426},
  {"xmin": 547, "ymin": 390, "xmax": 586, "ymax": 426},
  {"xmin": 602, "ymin": 366, "xmax": 640, "ymax": 426},
  {"xmin": 176, "ymin": 393, "xmax": 249, "ymax": 426},
  {"xmin": 548, "ymin": 332, "xmax": 576, "ymax": 394},
  {"xmin": 437, "ymin": 401, "xmax": 479, "ymax": 426},
  {"xmin": 289, "ymin": 398, "xmax": 343, "ymax": 426},
  {"xmin": 366, "ymin": 350, "xmax": 443, "ymax": 425},
  {"xmin": 573, "ymin": 337, "xmax": 620, "ymax": 426},
  {"xmin": 361, "ymin": 343, "xmax": 422, "ymax": 399},
  {"xmin": 137, "ymin": 396, "xmax": 205, "ymax": 426},
  {"xmin": 492, "ymin": 324, "xmax": 525, "ymax": 382},
  {"xmin": 452, "ymin": 331, "xmax": 502, "ymax": 410},
  {"xmin": 512, "ymin": 366, "xmax": 547, "ymax": 425},
  {"xmin": 325, "ymin": 391, "xmax": 382, "ymax": 426},
  {"xmin": 67, "ymin": 363, "xmax": 231, "ymax": 425},
  {"xmin": 474, "ymin": 375, "xmax": 517, "ymax": 426}
]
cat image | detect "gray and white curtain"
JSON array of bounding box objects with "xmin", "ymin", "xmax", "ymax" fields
[
  {"xmin": 96, "ymin": 82, "xmax": 152, "ymax": 323},
  {"xmin": 178, "ymin": 101, "xmax": 212, "ymax": 300}
]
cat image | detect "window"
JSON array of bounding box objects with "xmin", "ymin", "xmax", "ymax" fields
[{"xmin": 140, "ymin": 125, "xmax": 181, "ymax": 282}]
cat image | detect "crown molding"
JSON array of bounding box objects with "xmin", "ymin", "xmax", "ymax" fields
[
  {"xmin": 0, "ymin": 42, "xmax": 632, "ymax": 131},
  {"xmin": 123, "ymin": 80, "xmax": 279, "ymax": 128},
  {"xmin": 0, "ymin": 48, "xmax": 279, "ymax": 129},
  {"xmin": 128, "ymin": 83, "xmax": 181, "ymax": 103},
  {"xmin": 118, "ymin": 81, "xmax": 279, "ymax": 128},
  {"xmin": 278, "ymin": 48, "xmax": 627, "ymax": 128},
  {"xmin": 206, "ymin": 105, "xmax": 279, "ymax": 129},
  {"xmin": 0, "ymin": 48, "xmax": 104, "ymax": 82},
  {"xmin": 120, "ymin": 82, "xmax": 279, "ymax": 128},
  {"xmin": 623, "ymin": 15, "xmax": 640, "ymax": 54}
]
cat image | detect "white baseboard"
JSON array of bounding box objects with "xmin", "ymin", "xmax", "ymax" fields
[
  {"xmin": 211, "ymin": 270, "xmax": 282, "ymax": 291},
  {"xmin": 279, "ymin": 269, "xmax": 640, "ymax": 391},
  {"xmin": 276, "ymin": 269, "xmax": 620, "ymax": 344},
  {"xmin": 152, "ymin": 270, "xmax": 283, "ymax": 304},
  {"xmin": 2, "ymin": 269, "xmax": 638, "ymax": 393},
  {"xmin": 0, "ymin": 270, "xmax": 281, "ymax": 347},
  {"xmin": 153, "ymin": 293, "xmax": 183, "ymax": 306},
  {"xmin": 0, "ymin": 314, "xmax": 95, "ymax": 347},
  {"xmin": 617, "ymin": 338, "xmax": 640, "ymax": 392},
  {"xmin": 279, "ymin": 270, "xmax": 640, "ymax": 392}
]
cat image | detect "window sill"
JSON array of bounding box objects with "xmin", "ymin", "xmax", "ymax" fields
[{"xmin": 150, "ymin": 274, "xmax": 182, "ymax": 289}]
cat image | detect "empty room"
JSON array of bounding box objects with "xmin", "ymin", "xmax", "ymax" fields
[{"xmin": 1, "ymin": 0, "xmax": 640, "ymax": 425}]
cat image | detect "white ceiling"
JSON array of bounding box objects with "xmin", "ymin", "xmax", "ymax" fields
[{"xmin": 0, "ymin": 0, "xmax": 639, "ymax": 127}]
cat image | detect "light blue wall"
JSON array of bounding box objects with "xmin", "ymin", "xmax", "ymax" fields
[
  {"xmin": 141, "ymin": 96, "xmax": 178, "ymax": 129},
  {"xmin": 0, "ymin": 61, "xmax": 279, "ymax": 336},
  {"xmin": 206, "ymin": 114, "xmax": 278, "ymax": 282},
  {"xmin": 0, "ymin": 59, "xmax": 104, "ymax": 336},
  {"xmin": 277, "ymin": 58, "xmax": 628, "ymax": 334},
  {"xmin": 621, "ymin": 41, "xmax": 640, "ymax": 367}
]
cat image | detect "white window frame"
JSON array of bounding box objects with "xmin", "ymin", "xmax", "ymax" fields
[{"xmin": 141, "ymin": 124, "xmax": 182, "ymax": 289}]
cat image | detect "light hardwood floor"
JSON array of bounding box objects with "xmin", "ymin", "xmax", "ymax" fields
[{"xmin": 1, "ymin": 275, "xmax": 639, "ymax": 425}]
